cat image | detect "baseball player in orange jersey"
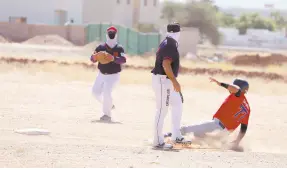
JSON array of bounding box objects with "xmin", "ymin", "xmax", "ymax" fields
[{"xmin": 165, "ymin": 77, "xmax": 251, "ymax": 148}]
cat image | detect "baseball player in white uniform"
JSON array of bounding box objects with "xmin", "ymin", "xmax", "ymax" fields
[
  {"xmin": 151, "ymin": 23, "xmax": 191, "ymax": 149},
  {"xmin": 90, "ymin": 26, "xmax": 126, "ymax": 122}
]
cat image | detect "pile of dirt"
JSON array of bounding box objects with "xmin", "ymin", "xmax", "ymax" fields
[
  {"xmin": 229, "ymin": 53, "xmax": 287, "ymax": 66},
  {"xmin": 83, "ymin": 41, "xmax": 101, "ymax": 51},
  {"xmin": 0, "ymin": 35, "xmax": 10, "ymax": 43},
  {"xmin": 22, "ymin": 35, "xmax": 74, "ymax": 47}
]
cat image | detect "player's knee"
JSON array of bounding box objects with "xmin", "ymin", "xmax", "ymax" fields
[{"xmin": 92, "ymin": 88, "xmax": 101, "ymax": 98}]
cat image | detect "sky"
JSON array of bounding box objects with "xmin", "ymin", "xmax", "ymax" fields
[{"xmin": 160, "ymin": 0, "xmax": 287, "ymax": 9}]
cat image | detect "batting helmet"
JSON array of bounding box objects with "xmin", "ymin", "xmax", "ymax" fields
[{"xmin": 233, "ymin": 78, "xmax": 249, "ymax": 90}]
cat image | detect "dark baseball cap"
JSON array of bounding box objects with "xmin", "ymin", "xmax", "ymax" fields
[{"xmin": 167, "ymin": 22, "xmax": 181, "ymax": 33}]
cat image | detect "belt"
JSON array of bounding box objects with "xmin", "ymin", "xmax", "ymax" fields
[
  {"xmin": 152, "ymin": 73, "xmax": 169, "ymax": 79},
  {"xmin": 100, "ymin": 71, "xmax": 118, "ymax": 75}
]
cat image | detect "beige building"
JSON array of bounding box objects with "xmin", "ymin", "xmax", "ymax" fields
[{"xmin": 0, "ymin": 0, "xmax": 160, "ymax": 27}]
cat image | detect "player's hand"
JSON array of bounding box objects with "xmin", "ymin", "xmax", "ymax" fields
[
  {"xmin": 230, "ymin": 139, "xmax": 240, "ymax": 148},
  {"xmin": 172, "ymin": 79, "xmax": 181, "ymax": 92},
  {"xmin": 229, "ymin": 140, "xmax": 244, "ymax": 152},
  {"xmin": 90, "ymin": 52, "xmax": 98, "ymax": 63},
  {"xmin": 209, "ymin": 77, "xmax": 220, "ymax": 85}
]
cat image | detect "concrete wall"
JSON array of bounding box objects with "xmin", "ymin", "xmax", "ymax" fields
[
  {"xmin": 0, "ymin": 22, "xmax": 86, "ymax": 45},
  {"xmin": 219, "ymin": 27, "xmax": 287, "ymax": 49},
  {"xmin": 178, "ymin": 27, "xmax": 200, "ymax": 56},
  {"xmin": 138, "ymin": 0, "xmax": 160, "ymax": 24},
  {"xmin": 0, "ymin": 0, "xmax": 83, "ymax": 25},
  {"xmin": 82, "ymin": 0, "xmax": 114, "ymax": 24},
  {"xmin": 113, "ymin": 0, "xmax": 133, "ymax": 27},
  {"xmin": 82, "ymin": 0, "xmax": 159, "ymax": 27}
]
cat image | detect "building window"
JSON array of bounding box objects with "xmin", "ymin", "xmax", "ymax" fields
[
  {"xmin": 117, "ymin": 0, "xmax": 120, "ymax": 4},
  {"xmin": 153, "ymin": 0, "xmax": 157, "ymax": 6},
  {"xmin": 127, "ymin": 0, "xmax": 130, "ymax": 5},
  {"xmin": 144, "ymin": 0, "xmax": 147, "ymax": 6}
]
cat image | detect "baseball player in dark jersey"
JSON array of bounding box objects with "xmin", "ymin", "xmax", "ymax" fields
[
  {"xmin": 90, "ymin": 26, "xmax": 126, "ymax": 122},
  {"xmin": 151, "ymin": 23, "xmax": 191, "ymax": 149}
]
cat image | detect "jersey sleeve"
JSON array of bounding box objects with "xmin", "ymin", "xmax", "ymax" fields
[
  {"xmin": 113, "ymin": 46, "xmax": 126, "ymax": 64},
  {"xmin": 161, "ymin": 45, "xmax": 178, "ymax": 62},
  {"xmin": 119, "ymin": 46, "xmax": 125, "ymax": 57}
]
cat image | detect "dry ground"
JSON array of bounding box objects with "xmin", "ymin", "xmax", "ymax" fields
[
  {"xmin": 0, "ymin": 62, "xmax": 287, "ymax": 168},
  {"xmin": 0, "ymin": 43, "xmax": 287, "ymax": 168}
]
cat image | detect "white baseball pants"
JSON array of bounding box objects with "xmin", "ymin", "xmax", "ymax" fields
[
  {"xmin": 92, "ymin": 72, "xmax": 120, "ymax": 117},
  {"xmin": 182, "ymin": 118, "xmax": 226, "ymax": 137},
  {"xmin": 152, "ymin": 74, "xmax": 183, "ymax": 146}
]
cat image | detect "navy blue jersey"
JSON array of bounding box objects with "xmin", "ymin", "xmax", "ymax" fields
[
  {"xmin": 151, "ymin": 37, "xmax": 180, "ymax": 77},
  {"xmin": 92, "ymin": 43, "xmax": 126, "ymax": 74}
]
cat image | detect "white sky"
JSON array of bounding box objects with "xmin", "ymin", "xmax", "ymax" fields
[{"xmin": 160, "ymin": 0, "xmax": 287, "ymax": 9}]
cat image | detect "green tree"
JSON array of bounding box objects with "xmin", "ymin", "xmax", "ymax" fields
[
  {"xmin": 217, "ymin": 12, "xmax": 236, "ymax": 27},
  {"xmin": 235, "ymin": 13, "xmax": 276, "ymax": 34},
  {"xmin": 270, "ymin": 11, "xmax": 287, "ymax": 29},
  {"xmin": 161, "ymin": 1, "xmax": 221, "ymax": 45},
  {"xmin": 160, "ymin": 1, "xmax": 183, "ymax": 23}
]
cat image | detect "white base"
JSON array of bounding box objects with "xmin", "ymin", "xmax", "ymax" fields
[{"xmin": 14, "ymin": 128, "xmax": 50, "ymax": 135}]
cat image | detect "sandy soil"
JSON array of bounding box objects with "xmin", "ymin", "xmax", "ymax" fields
[
  {"xmin": 0, "ymin": 62, "xmax": 287, "ymax": 168},
  {"xmin": 0, "ymin": 43, "xmax": 287, "ymax": 168}
]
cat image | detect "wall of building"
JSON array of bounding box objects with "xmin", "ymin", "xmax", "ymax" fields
[
  {"xmin": 82, "ymin": 0, "xmax": 113, "ymax": 24},
  {"xmin": 82, "ymin": 0, "xmax": 159, "ymax": 27},
  {"xmin": 0, "ymin": 0, "xmax": 83, "ymax": 25},
  {"xmin": 219, "ymin": 27, "xmax": 287, "ymax": 49},
  {"xmin": 112, "ymin": 0, "xmax": 133, "ymax": 27},
  {"xmin": 0, "ymin": 22, "xmax": 86, "ymax": 45},
  {"xmin": 138, "ymin": 0, "xmax": 160, "ymax": 24}
]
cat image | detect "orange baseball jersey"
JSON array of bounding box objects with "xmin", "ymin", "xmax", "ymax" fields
[{"xmin": 213, "ymin": 93, "xmax": 250, "ymax": 131}]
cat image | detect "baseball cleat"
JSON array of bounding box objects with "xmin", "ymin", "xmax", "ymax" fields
[
  {"xmin": 100, "ymin": 115, "xmax": 111, "ymax": 122},
  {"xmin": 164, "ymin": 132, "xmax": 172, "ymax": 138},
  {"xmin": 154, "ymin": 142, "xmax": 173, "ymax": 149},
  {"xmin": 173, "ymin": 137, "xmax": 192, "ymax": 144}
]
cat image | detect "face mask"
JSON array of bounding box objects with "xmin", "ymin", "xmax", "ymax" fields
[
  {"xmin": 106, "ymin": 31, "xmax": 117, "ymax": 48},
  {"xmin": 167, "ymin": 32, "xmax": 180, "ymax": 43},
  {"xmin": 108, "ymin": 32, "xmax": 116, "ymax": 39}
]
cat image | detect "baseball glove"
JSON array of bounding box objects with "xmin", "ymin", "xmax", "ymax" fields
[{"xmin": 91, "ymin": 51, "xmax": 114, "ymax": 64}]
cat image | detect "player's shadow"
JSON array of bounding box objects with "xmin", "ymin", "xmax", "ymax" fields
[
  {"xmin": 151, "ymin": 147, "xmax": 180, "ymax": 152},
  {"xmin": 91, "ymin": 119, "xmax": 122, "ymax": 124}
]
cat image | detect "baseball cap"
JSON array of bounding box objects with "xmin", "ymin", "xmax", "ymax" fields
[
  {"xmin": 107, "ymin": 26, "xmax": 118, "ymax": 33},
  {"xmin": 167, "ymin": 22, "xmax": 181, "ymax": 33}
]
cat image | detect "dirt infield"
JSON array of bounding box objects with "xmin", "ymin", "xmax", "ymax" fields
[
  {"xmin": 1, "ymin": 56, "xmax": 286, "ymax": 82},
  {"xmin": 0, "ymin": 59, "xmax": 287, "ymax": 167}
]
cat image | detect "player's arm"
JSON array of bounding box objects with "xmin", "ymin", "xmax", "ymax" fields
[
  {"xmin": 235, "ymin": 124, "xmax": 248, "ymax": 143},
  {"xmin": 209, "ymin": 77, "xmax": 240, "ymax": 94},
  {"xmin": 232, "ymin": 123, "xmax": 248, "ymax": 146},
  {"xmin": 162, "ymin": 48, "xmax": 180, "ymax": 92},
  {"xmin": 112, "ymin": 47, "xmax": 126, "ymax": 64}
]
